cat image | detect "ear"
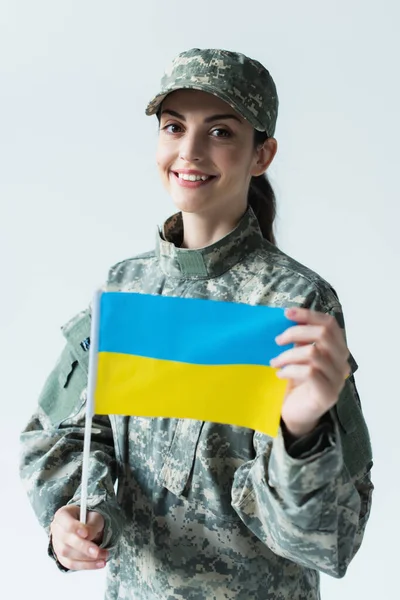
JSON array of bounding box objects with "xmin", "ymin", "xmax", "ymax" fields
[{"xmin": 251, "ymin": 138, "xmax": 278, "ymax": 177}]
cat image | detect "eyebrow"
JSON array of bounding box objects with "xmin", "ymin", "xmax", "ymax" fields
[{"xmin": 160, "ymin": 109, "xmax": 243, "ymax": 124}]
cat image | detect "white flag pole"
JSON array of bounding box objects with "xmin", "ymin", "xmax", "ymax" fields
[{"xmin": 80, "ymin": 288, "xmax": 103, "ymax": 525}]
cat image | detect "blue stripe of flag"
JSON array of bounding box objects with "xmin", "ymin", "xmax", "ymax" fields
[{"xmin": 98, "ymin": 292, "xmax": 293, "ymax": 366}]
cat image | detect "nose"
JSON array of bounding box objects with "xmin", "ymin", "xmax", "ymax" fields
[{"xmin": 179, "ymin": 132, "xmax": 203, "ymax": 163}]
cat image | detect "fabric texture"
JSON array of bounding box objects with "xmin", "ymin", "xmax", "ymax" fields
[
  {"xmin": 145, "ymin": 48, "xmax": 279, "ymax": 136},
  {"xmin": 20, "ymin": 207, "xmax": 373, "ymax": 600}
]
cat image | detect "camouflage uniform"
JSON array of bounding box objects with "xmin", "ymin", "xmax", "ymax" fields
[
  {"xmin": 20, "ymin": 49, "xmax": 373, "ymax": 599},
  {"xmin": 20, "ymin": 207, "xmax": 373, "ymax": 599}
]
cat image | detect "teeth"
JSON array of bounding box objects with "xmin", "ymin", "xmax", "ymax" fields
[{"xmin": 178, "ymin": 173, "xmax": 210, "ymax": 181}]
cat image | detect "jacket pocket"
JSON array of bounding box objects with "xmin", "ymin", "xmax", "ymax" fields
[
  {"xmin": 39, "ymin": 345, "xmax": 87, "ymax": 429},
  {"xmin": 159, "ymin": 420, "xmax": 255, "ymax": 522}
]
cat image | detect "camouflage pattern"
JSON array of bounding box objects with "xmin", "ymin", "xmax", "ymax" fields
[
  {"xmin": 20, "ymin": 207, "xmax": 373, "ymax": 599},
  {"xmin": 145, "ymin": 48, "xmax": 279, "ymax": 137}
]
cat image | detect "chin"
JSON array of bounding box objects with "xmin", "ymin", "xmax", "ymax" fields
[{"xmin": 171, "ymin": 194, "xmax": 212, "ymax": 215}]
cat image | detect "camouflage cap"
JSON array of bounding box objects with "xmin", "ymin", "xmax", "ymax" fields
[{"xmin": 145, "ymin": 48, "xmax": 279, "ymax": 137}]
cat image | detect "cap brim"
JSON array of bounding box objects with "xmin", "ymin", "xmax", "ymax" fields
[
  {"xmin": 145, "ymin": 92, "xmax": 170, "ymax": 116},
  {"xmin": 145, "ymin": 82, "xmax": 266, "ymax": 132}
]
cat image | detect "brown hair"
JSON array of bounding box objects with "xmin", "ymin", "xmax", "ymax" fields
[{"xmin": 248, "ymin": 130, "xmax": 277, "ymax": 246}]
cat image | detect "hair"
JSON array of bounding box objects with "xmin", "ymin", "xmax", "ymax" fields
[{"xmin": 248, "ymin": 130, "xmax": 277, "ymax": 246}]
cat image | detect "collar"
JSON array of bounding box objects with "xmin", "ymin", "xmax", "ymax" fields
[{"xmin": 156, "ymin": 207, "xmax": 263, "ymax": 279}]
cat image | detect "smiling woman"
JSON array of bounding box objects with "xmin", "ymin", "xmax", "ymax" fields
[
  {"xmin": 154, "ymin": 89, "xmax": 277, "ymax": 248},
  {"xmin": 20, "ymin": 48, "xmax": 373, "ymax": 600},
  {"xmin": 155, "ymin": 90, "xmax": 275, "ymax": 239}
]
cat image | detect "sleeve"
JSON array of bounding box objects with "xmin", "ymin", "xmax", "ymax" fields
[
  {"xmin": 231, "ymin": 287, "xmax": 373, "ymax": 578},
  {"xmin": 231, "ymin": 412, "xmax": 373, "ymax": 577},
  {"xmin": 19, "ymin": 341, "xmax": 125, "ymax": 566}
]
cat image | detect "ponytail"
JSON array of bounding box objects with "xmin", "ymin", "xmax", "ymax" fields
[{"xmin": 248, "ymin": 130, "xmax": 277, "ymax": 246}]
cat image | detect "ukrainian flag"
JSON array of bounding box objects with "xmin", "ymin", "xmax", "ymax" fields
[{"xmin": 93, "ymin": 292, "xmax": 293, "ymax": 436}]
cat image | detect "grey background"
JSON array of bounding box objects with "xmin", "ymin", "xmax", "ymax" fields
[{"xmin": 1, "ymin": 1, "xmax": 398, "ymax": 598}]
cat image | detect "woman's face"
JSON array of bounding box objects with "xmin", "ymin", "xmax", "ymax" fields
[{"xmin": 156, "ymin": 89, "xmax": 275, "ymax": 220}]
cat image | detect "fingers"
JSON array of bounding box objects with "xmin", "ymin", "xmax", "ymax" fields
[
  {"xmin": 51, "ymin": 506, "xmax": 107, "ymax": 571},
  {"xmin": 284, "ymin": 307, "xmax": 346, "ymax": 340},
  {"xmin": 86, "ymin": 510, "xmax": 107, "ymax": 543},
  {"xmin": 51, "ymin": 540, "xmax": 107, "ymax": 571},
  {"xmin": 53, "ymin": 505, "xmax": 105, "ymax": 542},
  {"xmin": 277, "ymin": 320, "xmax": 347, "ymax": 353},
  {"xmin": 54, "ymin": 552, "xmax": 106, "ymax": 571},
  {"xmin": 277, "ymin": 308, "xmax": 349, "ymax": 377},
  {"xmin": 277, "ymin": 324, "xmax": 324, "ymax": 346},
  {"xmin": 277, "ymin": 309, "xmax": 351, "ymax": 435},
  {"xmin": 53, "ymin": 504, "xmax": 81, "ymax": 532},
  {"xmin": 275, "ymin": 364, "xmax": 338, "ymax": 394},
  {"xmin": 51, "ymin": 520, "xmax": 108, "ymax": 559},
  {"xmin": 284, "ymin": 307, "xmax": 338, "ymax": 327},
  {"xmin": 271, "ymin": 342, "xmax": 347, "ymax": 384}
]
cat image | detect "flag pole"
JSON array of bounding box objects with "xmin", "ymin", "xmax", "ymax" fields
[{"xmin": 80, "ymin": 289, "xmax": 103, "ymax": 525}]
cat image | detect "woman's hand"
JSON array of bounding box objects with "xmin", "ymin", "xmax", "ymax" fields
[
  {"xmin": 50, "ymin": 505, "xmax": 108, "ymax": 570},
  {"xmin": 270, "ymin": 307, "xmax": 350, "ymax": 438}
]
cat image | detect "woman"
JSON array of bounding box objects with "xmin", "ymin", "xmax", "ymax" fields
[{"xmin": 20, "ymin": 48, "xmax": 373, "ymax": 600}]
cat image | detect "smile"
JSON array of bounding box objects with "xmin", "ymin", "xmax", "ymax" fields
[
  {"xmin": 178, "ymin": 173, "xmax": 210, "ymax": 181},
  {"xmin": 171, "ymin": 171, "xmax": 217, "ymax": 188}
]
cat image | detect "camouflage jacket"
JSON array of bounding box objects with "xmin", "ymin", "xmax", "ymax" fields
[{"xmin": 20, "ymin": 207, "xmax": 373, "ymax": 600}]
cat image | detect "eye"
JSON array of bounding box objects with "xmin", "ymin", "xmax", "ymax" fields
[
  {"xmin": 211, "ymin": 128, "xmax": 231, "ymax": 138},
  {"xmin": 161, "ymin": 123, "xmax": 183, "ymax": 134}
]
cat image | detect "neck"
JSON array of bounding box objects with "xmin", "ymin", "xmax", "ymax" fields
[{"xmin": 180, "ymin": 205, "xmax": 247, "ymax": 250}]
